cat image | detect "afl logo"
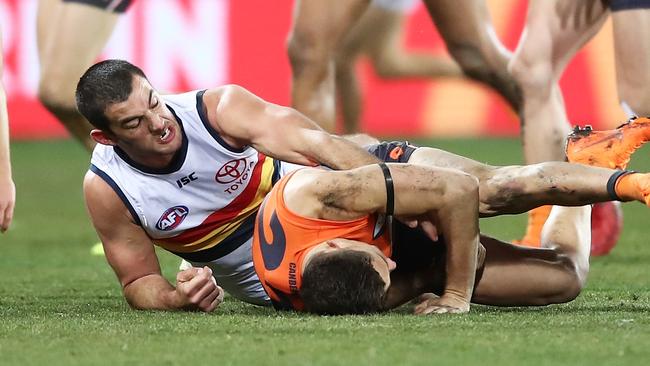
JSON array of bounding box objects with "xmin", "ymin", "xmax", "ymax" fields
[
  {"xmin": 215, "ymin": 158, "xmax": 247, "ymax": 184},
  {"xmin": 156, "ymin": 205, "xmax": 189, "ymax": 231}
]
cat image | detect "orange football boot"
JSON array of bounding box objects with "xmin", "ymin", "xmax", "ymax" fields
[{"xmin": 566, "ymin": 116, "xmax": 650, "ymax": 169}]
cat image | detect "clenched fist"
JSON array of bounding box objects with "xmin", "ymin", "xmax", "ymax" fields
[{"xmin": 176, "ymin": 266, "xmax": 224, "ymax": 312}]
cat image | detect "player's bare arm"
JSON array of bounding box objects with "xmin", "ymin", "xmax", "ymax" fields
[
  {"xmin": 83, "ymin": 172, "xmax": 223, "ymax": 312},
  {"xmin": 285, "ymin": 164, "xmax": 481, "ymax": 313},
  {"xmin": 0, "ymin": 31, "xmax": 15, "ymax": 233},
  {"xmin": 201, "ymin": 85, "xmax": 380, "ymax": 169}
]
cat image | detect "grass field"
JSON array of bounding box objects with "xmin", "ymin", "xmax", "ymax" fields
[{"xmin": 1, "ymin": 138, "xmax": 650, "ymax": 366}]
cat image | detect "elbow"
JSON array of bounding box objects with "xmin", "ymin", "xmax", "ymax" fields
[
  {"xmin": 446, "ymin": 173, "xmax": 480, "ymax": 205},
  {"xmin": 302, "ymin": 129, "xmax": 338, "ymax": 152},
  {"xmin": 122, "ymin": 281, "xmax": 143, "ymax": 310},
  {"xmin": 122, "ymin": 286, "xmax": 142, "ymax": 310},
  {"xmin": 124, "ymin": 297, "xmax": 141, "ymax": 310},
  {"xmin": 121, "ymin": 275, "xmax": 155, "ymax": 311}
]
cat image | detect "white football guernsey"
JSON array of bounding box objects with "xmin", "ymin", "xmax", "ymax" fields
[{"xmin": 89, "ymin": 89, "xmax": 301, "ymax": 305}]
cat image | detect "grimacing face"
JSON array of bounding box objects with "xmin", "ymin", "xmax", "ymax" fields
[
  {"xmin": 320, "ymin": 238, "xmax": 396, "ymax": 291},
  {"xmin": 95, "ymin": 76, "xmax": 182, "ymax": 169}
]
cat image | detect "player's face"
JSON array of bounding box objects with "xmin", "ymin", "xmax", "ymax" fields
[
  {"xmin": 101, "ymin": 76, "xmax": 182, "ymax": 168},
  {"xmin": 323, "ymin": 238, "xmax": 396, "ymax": 291}
]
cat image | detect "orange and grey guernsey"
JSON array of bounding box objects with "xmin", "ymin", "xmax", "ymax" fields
[
  {"xmin": 89, "ymin": 90, "xmax": 300, "ymax": 304},
  {"xmin": 252, "ymin": 171, "xmax": 391, "ymax": 311}
]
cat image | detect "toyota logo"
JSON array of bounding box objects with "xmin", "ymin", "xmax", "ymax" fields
[{"xmin": 215, "ymin": 158, "xmax": 247, "ymax": 184}]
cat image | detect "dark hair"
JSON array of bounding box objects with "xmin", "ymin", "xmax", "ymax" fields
[
  {"xmin": 300, "ymin": 250, "xmax": 387, "ymax": 315},
  {"xmin": 75, "ymin": 59, "xmax": 147, "ymax": 131}
]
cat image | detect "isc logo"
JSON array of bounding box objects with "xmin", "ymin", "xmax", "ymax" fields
[
  {"xmin": 156, "ymin": 205, "xmax": 189, "ymax": 231},
  {"xmin": 176, "ymin": 172, "xmax": 198, "ymax": 188}
]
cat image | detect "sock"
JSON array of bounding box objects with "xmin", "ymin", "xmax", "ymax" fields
[
  {"xmin": 515, "ymin": 205, "xmax": 553, "ymax": 247},
  {"xmin": 607, "ymin": 170, "xmax": 634, "ymax": 201},
  {"xmin": 614, "ymin": 172, "xmax": 644, "ymax": 202}
]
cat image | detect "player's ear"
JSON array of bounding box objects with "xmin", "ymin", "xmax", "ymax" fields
[{"xmin": 90, "ymin": 129, "xmax": 117, "ymax": 146}]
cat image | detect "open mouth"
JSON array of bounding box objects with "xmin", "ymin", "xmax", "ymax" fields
[{"xmin": 160, "ymin": 127, "xmax": 172, "ymax": 143}]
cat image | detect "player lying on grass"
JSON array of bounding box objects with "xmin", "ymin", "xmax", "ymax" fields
[
  {"xmin": 78, "ymin": 59, "xmax": 650, "ymax": 313},
  {"xmin": 252, "ymin": 117, "xmax": 650, "ymax": 315}
]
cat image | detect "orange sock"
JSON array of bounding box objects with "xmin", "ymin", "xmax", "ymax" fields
[
  {"xmin": 615, "ymin": 173, "xmax": 644, "ymax": 202},
  {"xmin": 515, "ymin": 205, "xmax": 553, "ymax": 247}
]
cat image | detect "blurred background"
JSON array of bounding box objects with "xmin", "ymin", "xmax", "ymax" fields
[
  {"xmin": 3, "ymin": 3, "xmax": 650, "ymax": 363},
  {"xmin": 2, "ymin": 0, "xmax": 627, "ymax": 141}
]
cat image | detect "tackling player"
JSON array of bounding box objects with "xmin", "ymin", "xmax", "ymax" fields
[{"xmin": 76, "ymin": 59, "xmax": 381, "ymax": 311}]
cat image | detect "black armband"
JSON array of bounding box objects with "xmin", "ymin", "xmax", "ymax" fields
[
  {"xmin": 378, "ymin": 163, "xmax": 394, "ymax": 216},
  {"xmin": 607, "ymin": 170, "xmax": 635, "ymax": 201}
]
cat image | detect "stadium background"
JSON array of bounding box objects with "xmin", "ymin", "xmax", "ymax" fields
[
  {"xmin": 2, "ymin": 0, "xmax": 628, "ymax": 140},
  {"xmin": 3, "ymin": 1, "xmax": 650, "ymax": 365}
]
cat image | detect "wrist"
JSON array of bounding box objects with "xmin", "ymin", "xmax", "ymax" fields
[
  {"xmin": 442, "ymin": 288, "xmax": 472, "ymax": 304},
  {"xmin": 169, "ymin": 287, "xmax": 195, "ymax": 310}
]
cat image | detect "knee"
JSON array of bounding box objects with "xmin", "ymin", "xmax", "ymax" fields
[
  {"xmin": 558, "ymin": 275, "xmax": 585, "ymax": 304},
  {"xmin": 287, "ymin": 30, "xmax": 332, "ymax": 78},
  {"xmin": 447, "ymin": 42, "xmax": 492, "ymax": 80},
  {"xmin": 449, "ymin": 42, "xmax": 522, "ymax": 109},
  {"xmin": 545, "ymin": 255, "xmax": 588, "ymax": 304},
  {"xmin": 37, "ymin": 81, "xmax": 77, "ymax": 117},
  {"xmin": 509, "ymin": 53, "xmax": 554, "ymax": 99},
  {"xmin": 479, "ymin": 180, "xmax": 525, "ymax": 215},
  {"xmin": 372, "ymin": 53, "xmax": 401, "ymax": 78},
  {"xmin": 477, "ymin": 167, "xmax": 530, "ymax": 214}
]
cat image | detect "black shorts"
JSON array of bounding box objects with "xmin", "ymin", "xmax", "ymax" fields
[
  {"xmin": 609, "ymin": 0, "xmax": 650, "ymax": 11},
  {"xmin": 63, "ymin": 0, "xmax": 133, "ymax": 13},
  {"xmin": 366, "ymin": 141, "xmax": 419, "ymax": 163},
  {"xmin": 391, "ymin": 220, "xmax": 446, "ymax": 273}
]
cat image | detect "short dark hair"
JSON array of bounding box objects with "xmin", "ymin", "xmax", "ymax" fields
[
  {"xmin": 300, "ymin": 250, "xmax": 387, "ymax": 315},
  {"xmin": 75, "ymin": 59, "xmax": 147, "ymax": 131}
]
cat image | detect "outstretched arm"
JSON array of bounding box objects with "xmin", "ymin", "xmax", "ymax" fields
[
  {"xmin": 202, "ymin": 85, "xmax": 380, "ymax": 169},
  {"xmin": 83, "ymin": 172, "xmax": 223, "ymax": 312},
  {"xmin": 287, "ymin": 164, "xmax": 481, "ymax": 313},
  {"xmin": 0, "ymin": 31, "xmax": 15, "ymax": 233}
]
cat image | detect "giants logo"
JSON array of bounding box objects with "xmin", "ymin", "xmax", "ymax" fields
[
  {"xmin": 257, "ymin": 199, "xmax": 286, "ymax": 271},
  {"xmin": 156, "ymin": 205, "xmax": 189, "ymax": 231},
  {"xmin": 215, "ymin": 158, "xmax": 255, "ymax": 194}
]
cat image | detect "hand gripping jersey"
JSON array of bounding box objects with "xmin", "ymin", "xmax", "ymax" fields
[
  {"xmin": 90, "ymin": 90, "xmax": 298, "ymax": 305},
  {"xmin": 252, "ymin": 171, "xmax": 391, "ymax": 311}
]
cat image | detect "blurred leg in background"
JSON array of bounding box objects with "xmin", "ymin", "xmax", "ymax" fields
[
  {"xmin": 335, "ymin": 0, "xmax": 463, "ymax": 133},
  {"xmin": 37, "ymin": 0, "xmax": 132, "ymax": 255},
  {"xmin": 610, "ymin": 2, "xmax": 650, "ymax": 119},
  {"xmin": 0, "ymin": 27, "xmax": 15, "ymax": 233},
  {"xmin": 288, "ymin": 0, "xmax": 371, "ymax": 132},
  {"xmin": 290, "ymin": 0, "xmax": 520, "ymax": 132},
  {"xmin": 422, "ymin": 0, "xmax": 522, "ymax": 112},
  {"xmin": 37, "ymin": 0, "xmax": 131, "ymax": 152},
  {"xmin": 508, "ymin": 0, "xmax": 614, "ymax": 252}
]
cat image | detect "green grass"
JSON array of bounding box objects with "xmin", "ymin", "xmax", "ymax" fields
[{"xmin": 1, "ymin": 138, "xmax": 650, "ymax": 366}]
